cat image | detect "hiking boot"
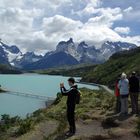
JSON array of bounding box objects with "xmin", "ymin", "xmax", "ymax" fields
[
  {"xmin": 130, "ymin": 111, "xmax": 135, "ymax": 115},
  {"xmin": 65, "ymin": 131, "xmax": 75, "ymax": 137},
  {"xmin": 65, "ymin": 130, "xmax": 71, "ymax": 136},
  {"xmin": 124, "ymin": 112, "xmax": 128, "ymax": 116},
  {"xmin": 120, "ymin": 113, "xmax": 128, "ymax": 117}
]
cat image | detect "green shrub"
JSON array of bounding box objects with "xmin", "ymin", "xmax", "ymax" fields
[
  {"xmin": 134, "ymin": 117, "xmax": 140, "ymax": 137},
  {"xmin": 0, "ymin": 114, "xmax": 21, "ymax": 132},
  {"xmin": 53, "ymin": 93, "xmax": 63, "ymax": 105},
  {"xmin": 16, "ymin": 118, "xmax": 35, "ymax": 136}
]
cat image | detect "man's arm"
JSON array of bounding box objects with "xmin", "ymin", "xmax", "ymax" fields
[{"xmin": 60, "ymin": 87, "xmax": 70, "ymax": 96}]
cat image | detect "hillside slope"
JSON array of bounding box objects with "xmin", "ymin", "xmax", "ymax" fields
[
  {"xmin": 39, "ymin": 64, "xmax": 96, "ymax": 77},
  {"xmin": 0, "ymin": 64, "xmax": 22, "ymax": 74},
  {"xmin": 3, "ymin": 88, "xmax": 139, "ymax": 140},
  {"xmin": 40, "ymin": 47, "xmax": 140, "ymax": 88},
  {"xmin": 82, "ymin": 47, "xmax": 140, "ymax": 88}
]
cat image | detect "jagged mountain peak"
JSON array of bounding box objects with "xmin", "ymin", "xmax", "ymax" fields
[
  {"xmin": 57, "ymin": 38, "xmax": 74, "ymax": 46},
  {"xmin": 0, "ymin": 38, "xmax": 138, "ymax": 70},
  {"xmin": 78, "ymin": 41, "xmax": 88, "ymax": 48},
  {"xmin": 56, "ymin": 38, "xmax": 75, "ymax": 53},
  {"xmin": 67, "ymin": 38, "xmax": 74, "ymax": 43},
  {"xmin": 0, "ymin": 40, "xmax": 20, "ymax": 54},
  {"xmin": 24, "ymin": 51, "xmax": 39, "ymax": 57}
]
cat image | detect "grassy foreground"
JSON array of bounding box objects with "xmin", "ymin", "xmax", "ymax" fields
[
  {"xmin": 44, "ymin": 88, "xmax": 116, "ymax": 140},
  {"xmin": 0, "ymin": 88, "xmax": 140, "ymax": 140}
]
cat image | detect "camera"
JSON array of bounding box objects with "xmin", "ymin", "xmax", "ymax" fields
[{"xmin": 60, "ymin": 83, "xmax": 64, "ymax": 87}]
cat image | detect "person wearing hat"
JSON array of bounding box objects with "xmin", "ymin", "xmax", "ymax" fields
[
  {"xmin": 129, "ymin": 71, "xmax": 140, "ymax": 114},
  {"xmin": 118, "ymin": 73, "xmax": 129, "ymax": 116}
]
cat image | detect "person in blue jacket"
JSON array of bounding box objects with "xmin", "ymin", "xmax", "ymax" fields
[{"xmin": 118, "ymin": 73, "xmax": 129, "ymax": 116}]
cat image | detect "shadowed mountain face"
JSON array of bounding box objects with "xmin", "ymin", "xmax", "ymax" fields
[
  {"xmin": 0, "ymin": 47, "xmax": 9, "ymax": 64},
  {"xmin": 23, "ymin": 52, "xmax": 79, "ymax": 70}
]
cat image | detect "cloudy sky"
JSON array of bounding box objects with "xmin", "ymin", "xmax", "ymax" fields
[{"xmin": 0, "ymin": 0, "xmax": 140, "ymax": 54}]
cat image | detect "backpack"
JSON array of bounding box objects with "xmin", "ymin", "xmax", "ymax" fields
[{"xmin": 76, "ymin": 90, "xmax": 81, "ymax": 104}]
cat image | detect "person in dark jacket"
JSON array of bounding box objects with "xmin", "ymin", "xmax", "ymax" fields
[
  {"xmin": 60, "ymin": 77, "xmax": 77, "ymax": 137},
  {"xmin": 129, "ymin": 72, "xmax": 140, "ymax": 114}
]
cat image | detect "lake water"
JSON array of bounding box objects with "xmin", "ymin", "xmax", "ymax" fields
[{"xmin": 0, "ymin": 74, "xmax": 99, "ymax": 118}]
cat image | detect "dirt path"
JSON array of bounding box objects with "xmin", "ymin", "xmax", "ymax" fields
[
  {"xmin": 65, "ymin": 114, "xmax": 140, "ymax": 140},
  {"xmin": 71, "ymin": 119, "xmax": 108, "ymax": 139},
  {"xmin": 76, "ymin": 81, "xmax": 114, "ymax": 94},
  {"xmin": 9, "ymin": 111, "xmax": 139, "ymax": 140},
  {"xmin": 100, "ymin": 85, "xmax": 114, "ymax": 94}
]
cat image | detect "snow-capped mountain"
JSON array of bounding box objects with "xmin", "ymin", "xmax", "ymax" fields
[
  {"xmin": 0, "ymin": 39, "xmax": 138, "ymax": 70},
  {"xmin": 56, "ymin": 38, "xmax": 80, "ymax": 60},
  {"xmin": 13, "ymin": 52, "xmax": 43, "ymax": 68},
  {"xmin": 23, "ymin": 51, "xmax": 79, "ymax": 70},
  {"xmin": 0, "ymin": 41, "xmax": 22, "ymax": 65},
  {"xmin": 76, "ymin": 41, "xmax": 104, "ymax": 63},
  {"xmin": 54, "ymin": 38, "xmax": 137, "ymax": 64},
  {"xmin": 55, "ymin": 38, "xmax": 105, "ymax": 63},
  {"xmin": 100, "ymin": 41, "xmax": 137, "ymax": 60},
  {"xmin": 0, "ymin": 40, "xmax": 43, "ymax": 67}
]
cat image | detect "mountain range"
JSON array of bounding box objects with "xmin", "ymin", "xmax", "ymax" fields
[
  {"xmin": 0, "ymin": 38, "xmax": 137, "ymax": 70},
  {"xmin": 44, "ymin": 47, "xmax": 140, "ymax": 88}
]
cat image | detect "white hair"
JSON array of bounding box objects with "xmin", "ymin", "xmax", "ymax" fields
[{"xmin": 121, "ymin": 72, "xmax": 127, "ymax": 79}]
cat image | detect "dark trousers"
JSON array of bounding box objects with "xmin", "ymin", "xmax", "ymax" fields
[
  {"xmin": 116, "ymin": 96, "xmax": 121, "ymax": 113},
  {"xmin": 130, "ymin": 92, "xmax": 139, "ymax": 114},
  {"xmin": 67, "ymin": 104, "xmax": 76, "ymax": 133},
  {"xmin": 120, "ymin": 96, "xmax": 128, "ymax": 114}
]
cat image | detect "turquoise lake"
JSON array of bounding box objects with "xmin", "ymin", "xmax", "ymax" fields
[{"xmin": 0, "ymin": 74, "xmax": 99, "ymax": 117}]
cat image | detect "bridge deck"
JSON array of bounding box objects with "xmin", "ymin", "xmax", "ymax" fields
[{"xmin": 5, "ymin": 90, "xmax": 55, "ymax": 101}]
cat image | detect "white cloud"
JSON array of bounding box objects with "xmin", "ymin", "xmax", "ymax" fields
[
  {"xmin": 0, "ymin": 0, "xmax": 140, "ymax": 53},
  {"xmin": 41, "ymin": 15, "xmax": 122, "ymax": 48},
  {"xmin": 123, "ymin": 6, "xmax": 140, "ymax": 22},
  {"xmin": 85, "ymin": 7, "xmax": 123, "ymax": 27},
  {"xmin": 42, "ymin": 15, "xmax": 83, "ymax": 35},
  {"xmin": 124, "ymin": 10, "xmax": 140, "ymax": 22},
  {"xmin": 121, "ymin": 36, "xmax": 140, "ymax": 46},
  {"xmin": 78, "ymin": 0, "xmax": 101, "ymax": 14},
  {"xmin": 114, "ymin": 27, "xmax": 130, "ymax": 35},
  {"xmin": 124, "ymin": 6, "xmax": 133, "ymax": 13},
  {"xmin": 0, "ymin": 0, "xmax": 24, "ymax": 8}
]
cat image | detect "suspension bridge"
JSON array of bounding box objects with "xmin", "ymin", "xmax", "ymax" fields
[{"xmin": 3, "ymin": 89, "xmax": 55, "ymax": 101}]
